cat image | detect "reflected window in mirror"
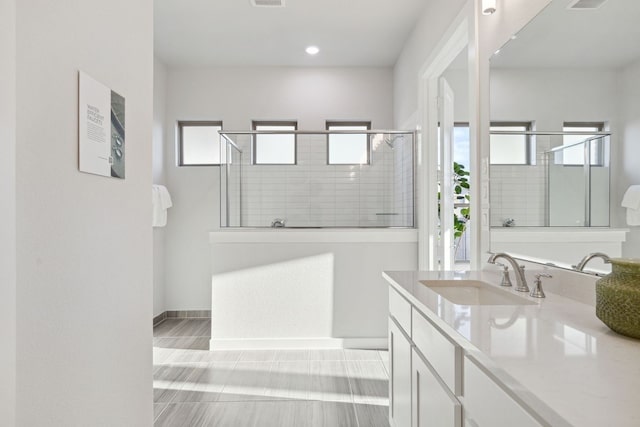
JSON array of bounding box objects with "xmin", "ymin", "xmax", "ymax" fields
[
  {"xmin": 561, "ymin": 122, "xmax": 605, "ymax": 166},
  {"xmin": 490, "ymin": 122, "xmax": 533, "ymax": 165}
]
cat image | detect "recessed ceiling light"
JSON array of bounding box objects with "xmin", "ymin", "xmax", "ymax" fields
[{"xmin": 305, "ymin": 46, "xmax": 319, "ymax": 55}]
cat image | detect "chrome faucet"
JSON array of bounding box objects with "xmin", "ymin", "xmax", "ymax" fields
[
  {"xmin": 271, "ymin": 218, "xmax": 286, "ymax": 228},
  {"xmin": 573, "ymin": 252, "xmax": 611, "ymax": 272},
  {"xmin": 487, "ymin": 253, "xmax": 529, "ymax": 292}
]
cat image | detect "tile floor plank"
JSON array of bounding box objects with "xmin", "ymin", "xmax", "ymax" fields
[
  {"xmin": 217, "ymin": 361, "xmax": 274, "ymax": 402},
  {"xmin": 153, "ymin": 320, "xmax": 390, "ymax": 426},
  {"xmin": 154, "ymin": 402, "xmax": 210, "ymax": 427},
  {"xmin": 310, "ymin": 401, "xmax": 359, "ymax": 427},
  {"xmin": 309, "ymin": 361, "xmax": 353, "ymax": 403},
  {"xmin": 346, "ymin": 360, "xmax": 389, "ymax": 405},
  {"xmin": 172, "ymin": 362, "xmax": 236, "ymax": 403},
  {"xmin": 238, "ymin": 349, "xmax": 277, "ymax": 362},
  {"xmin": 264, "ymin": 361, "xmax": 311, "ymax": 401},
  {"xmin": 354, "ymin": 403, "xmax": 391, "ymax": 427},
  {"xmin": 153, "ymin": 403, "xmax": 168, "ymax": 423},
  {"xmin": 153, "ymin": 364, "xmax": 199, "ymax": 403},
  {"xmin": 153, "ymin": 319, "xmax": 186, "ymax": 337}
]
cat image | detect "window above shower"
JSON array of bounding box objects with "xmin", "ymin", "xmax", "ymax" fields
[
  {"xmin": 326, "ymin": 121, "xmax": 371, "ymax": 165},
  {"xmin": 489, "ymin": 122, "xmax": 533, "ymax": 165},
  {"xmin": 219, "ymin": 129, "xmax": 415, "ymax": 228},
  {"xmin": 178, "ymin": 121, "xmax": 223, "ymax": 166},
  {"xmin": 252, "ymin": 121, "xmax": 297, "ymax": 165}
]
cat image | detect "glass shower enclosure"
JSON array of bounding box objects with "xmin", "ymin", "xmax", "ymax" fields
[
  {"xmin": 489, "ymin": 130, "xmax": 611, "ymax": 228},
  {"xmin": 219, "ymin": 130, "xmax": 415, "ymax": 228}
]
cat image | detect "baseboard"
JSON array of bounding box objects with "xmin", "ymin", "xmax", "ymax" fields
[
  {"xmin": 209, "ymin": 337, "xmax": 388, "ymax": 350},
  {"xmin": 153, "ymin": 310, "xmax": 211, "ymax": 327},
  {"xmin": 166, "ymin": 310, "xmax": 211, "ymax": 319},
  {"xmin": 153, "ymin": 312, "xmax": 167, "ymax": 327}
]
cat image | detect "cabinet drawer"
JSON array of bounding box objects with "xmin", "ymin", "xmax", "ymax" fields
[
  {"xmin": 464, "ymin": 356, "xmax": 543, "ymax": 427},
  {"xmin": 412, "ymin": 348, "xmax": 461, "ymax": 427},
  {"xmin": 389, "ymin": 287, "xmax": 412, "ymax": 335},
  {"xmin": 411, "ymin": 310, "xmax": 461, "ymax": 395}
]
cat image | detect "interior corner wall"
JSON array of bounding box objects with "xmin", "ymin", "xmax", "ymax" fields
[
  {"xmin": 619, "ymin": 58, "xmax": 640, "ymax": 256},
  {"xmin": 392, "ymin": 0, "xmax": 467, "ymax": 129},
  {"xmin": 163, "ymin": 66, "xmax": 394, "ymax": 311},
  {"xmin": 15, "ymin": 1, "xmax": 153, "ymax": 425},
  {"xmin": 153, "ymin": 58, "xmax": 168, "ymax": 317},
  {"xmin": 0, "ymin": 0, "xmax": 16, "ymax": 424}
]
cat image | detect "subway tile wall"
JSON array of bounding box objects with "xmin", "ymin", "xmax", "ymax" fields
[
  {"xmin": 222, "ymin": 133, "xmax": 414, "ymax": 227},
  {"xmin": 489, "ymin": 153, "xmax": 547, "ymax": 227}
]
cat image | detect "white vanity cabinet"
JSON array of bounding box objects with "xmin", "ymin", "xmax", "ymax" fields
[
  {"xmin": 387, "ymin": 283, "xmax": 546, "ymax": 427},
  {"xmin": 389, "ymin": 286, "xmax": 463, "ymax": 427},
  {"xmin": 412, "ymin": 348, "xmax": 462, "ymax": 427},
  {"xmin": 389, "ymin": 316, "xmax": 412, "ymax": 427},
  {"xmin": 464, "ymin": 356, "xmax": 543, "ymax": 427}
]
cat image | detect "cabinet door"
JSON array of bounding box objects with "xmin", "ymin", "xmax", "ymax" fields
[
  {"xmin": 412, "ymin": 349, "xmax": 461, "ymax": 427},
  {"xmin": 464, "ymin": 356, "xmax": 543, "ymax": 427},
  {"xmin": 389, "ymin": 317, "xmax": 412, "ymax": 427}
]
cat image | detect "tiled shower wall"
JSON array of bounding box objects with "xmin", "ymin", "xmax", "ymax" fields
[
  {"xmin": 392, "ymin": 134, "xmax": 414, "ymax": 227},
  {"xmin": 223, "ymin": 133, "xmax": 414, "ymax": 227},
  {"xmin": 489, "ymin": 153, "xmax": 547, "ymax": 227}
]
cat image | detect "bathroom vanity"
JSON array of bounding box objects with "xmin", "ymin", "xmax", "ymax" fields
[{"xmin": 384, "ymin": 270, "xmax": 640, "ymax": 427}]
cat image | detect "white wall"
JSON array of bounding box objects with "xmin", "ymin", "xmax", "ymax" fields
[
  {"xmin": 393, "ymin": 0, "xmax": 467, "ymax": 128},
  {"xmin": 164, "ymin": 67, "xmax": 394, "ymax": 311},
  {"xmin": 618, "ymin": 58, "xmax": 640, "ymax": 256},
  {"xmin": 153, "ymin": 58, "xmax": 168, "ymax": 317},
  {"xmin": 210, "ymin": 230, "xmax": 418, "ymax": 346},
  {"xmin": 0, "ymin": 0, "xmax": 16, "ymax": 423},
  {"xmin": 490, "ymin": 68, "xmax": 617, "ymax": 130},
  {"xmin": 15, "ymin": 1, "xmax": 153, "ymax": 425},
  {"xmin": 442, "ymin": 67, "xmax": 470, "ymax": 122}
]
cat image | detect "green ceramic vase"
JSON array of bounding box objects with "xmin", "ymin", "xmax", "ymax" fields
[{"xmin": 596, "ymin": 258, "xmax": 640, "ymax": 339}]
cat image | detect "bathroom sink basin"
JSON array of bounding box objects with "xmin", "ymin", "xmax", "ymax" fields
[{"xmin": 419, "ymin": 280, "xmax": 537, "ymax": 306}]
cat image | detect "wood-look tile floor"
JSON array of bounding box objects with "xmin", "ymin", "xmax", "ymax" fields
[{"xmin": 153, "ymin": 319, "xmax": 390, "ymax": 427}]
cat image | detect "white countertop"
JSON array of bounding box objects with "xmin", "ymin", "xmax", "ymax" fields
[{"xmin": 383, "ymin": 270, "xmax": 640, "ymax": 427}]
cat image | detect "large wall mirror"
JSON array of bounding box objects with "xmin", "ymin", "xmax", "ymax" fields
[{"xmin": 488, "ymin": 0, "xmax": 640, "ymax": 269}]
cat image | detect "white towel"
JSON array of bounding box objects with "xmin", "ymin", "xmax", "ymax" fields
[
  {"xmin": 152, "ymin": 185, "xmax": 173, "ymax": 227},
  {"xmin": 628, "ymin": 208, "xmax": 640, "ymax": 226},
  {"xmin": 622, "ymin": 185, "xmax": 640, "ymax": 209}
]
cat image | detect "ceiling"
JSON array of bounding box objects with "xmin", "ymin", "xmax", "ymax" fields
[
  {"xmin": 154, "ymin": 0, "xmax": 429, "ymax": 67},
  {"xmin": 491, "ymin": 0, "xmax": 640, "ymax": 69}
]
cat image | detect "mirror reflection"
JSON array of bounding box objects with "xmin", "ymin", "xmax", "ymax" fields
[{"xmin": 488, "ymin": 0, "xmax": 639, "ymax": 268}]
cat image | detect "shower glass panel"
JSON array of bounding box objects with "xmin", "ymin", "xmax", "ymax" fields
[
  {"xmin": 489, "ymin": 131, "xmax": 610, "ymax": 228},
  {"xmin": 219, "ymin": 130, "xmax": 415, "ymax": 228},
  {"xmin": 547, "ymin": 134, "xmax": 610, "ymax": 227}
]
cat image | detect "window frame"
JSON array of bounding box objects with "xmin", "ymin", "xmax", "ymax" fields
[
  {"xmin": 252, "ymin": 120, "xmax": 298, "ymax": 165},
  {"xmin": 489, "ymin": 121, "xmax": 533, "ymax": 166},
  {"xmin": 325, "ymin": 121, "xmax": 372, "ymax": 165},
  {"xmin": 562, "ymin": 122, "xmax": 606, "ymax": 167},
  {"xmin": 177, "ymin": 120, "xmax": 224, "ymax": 167}
]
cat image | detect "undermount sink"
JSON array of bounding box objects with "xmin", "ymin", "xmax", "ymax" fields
[{"xmin": 419, "ymin": 280, "xmax": 537, "ymax": 306}]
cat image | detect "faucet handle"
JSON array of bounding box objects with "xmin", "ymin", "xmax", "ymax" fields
[
  {"xmin": 494, "ymin": 262, "xmax": 508, "ymax": 270},
  {"xmin": 530, "ymin": 273, "xmax": 552, "ymax": 298},
  {"xmin": 496, "ymin": 263, "xmax": 513, "ymax": 287}
]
